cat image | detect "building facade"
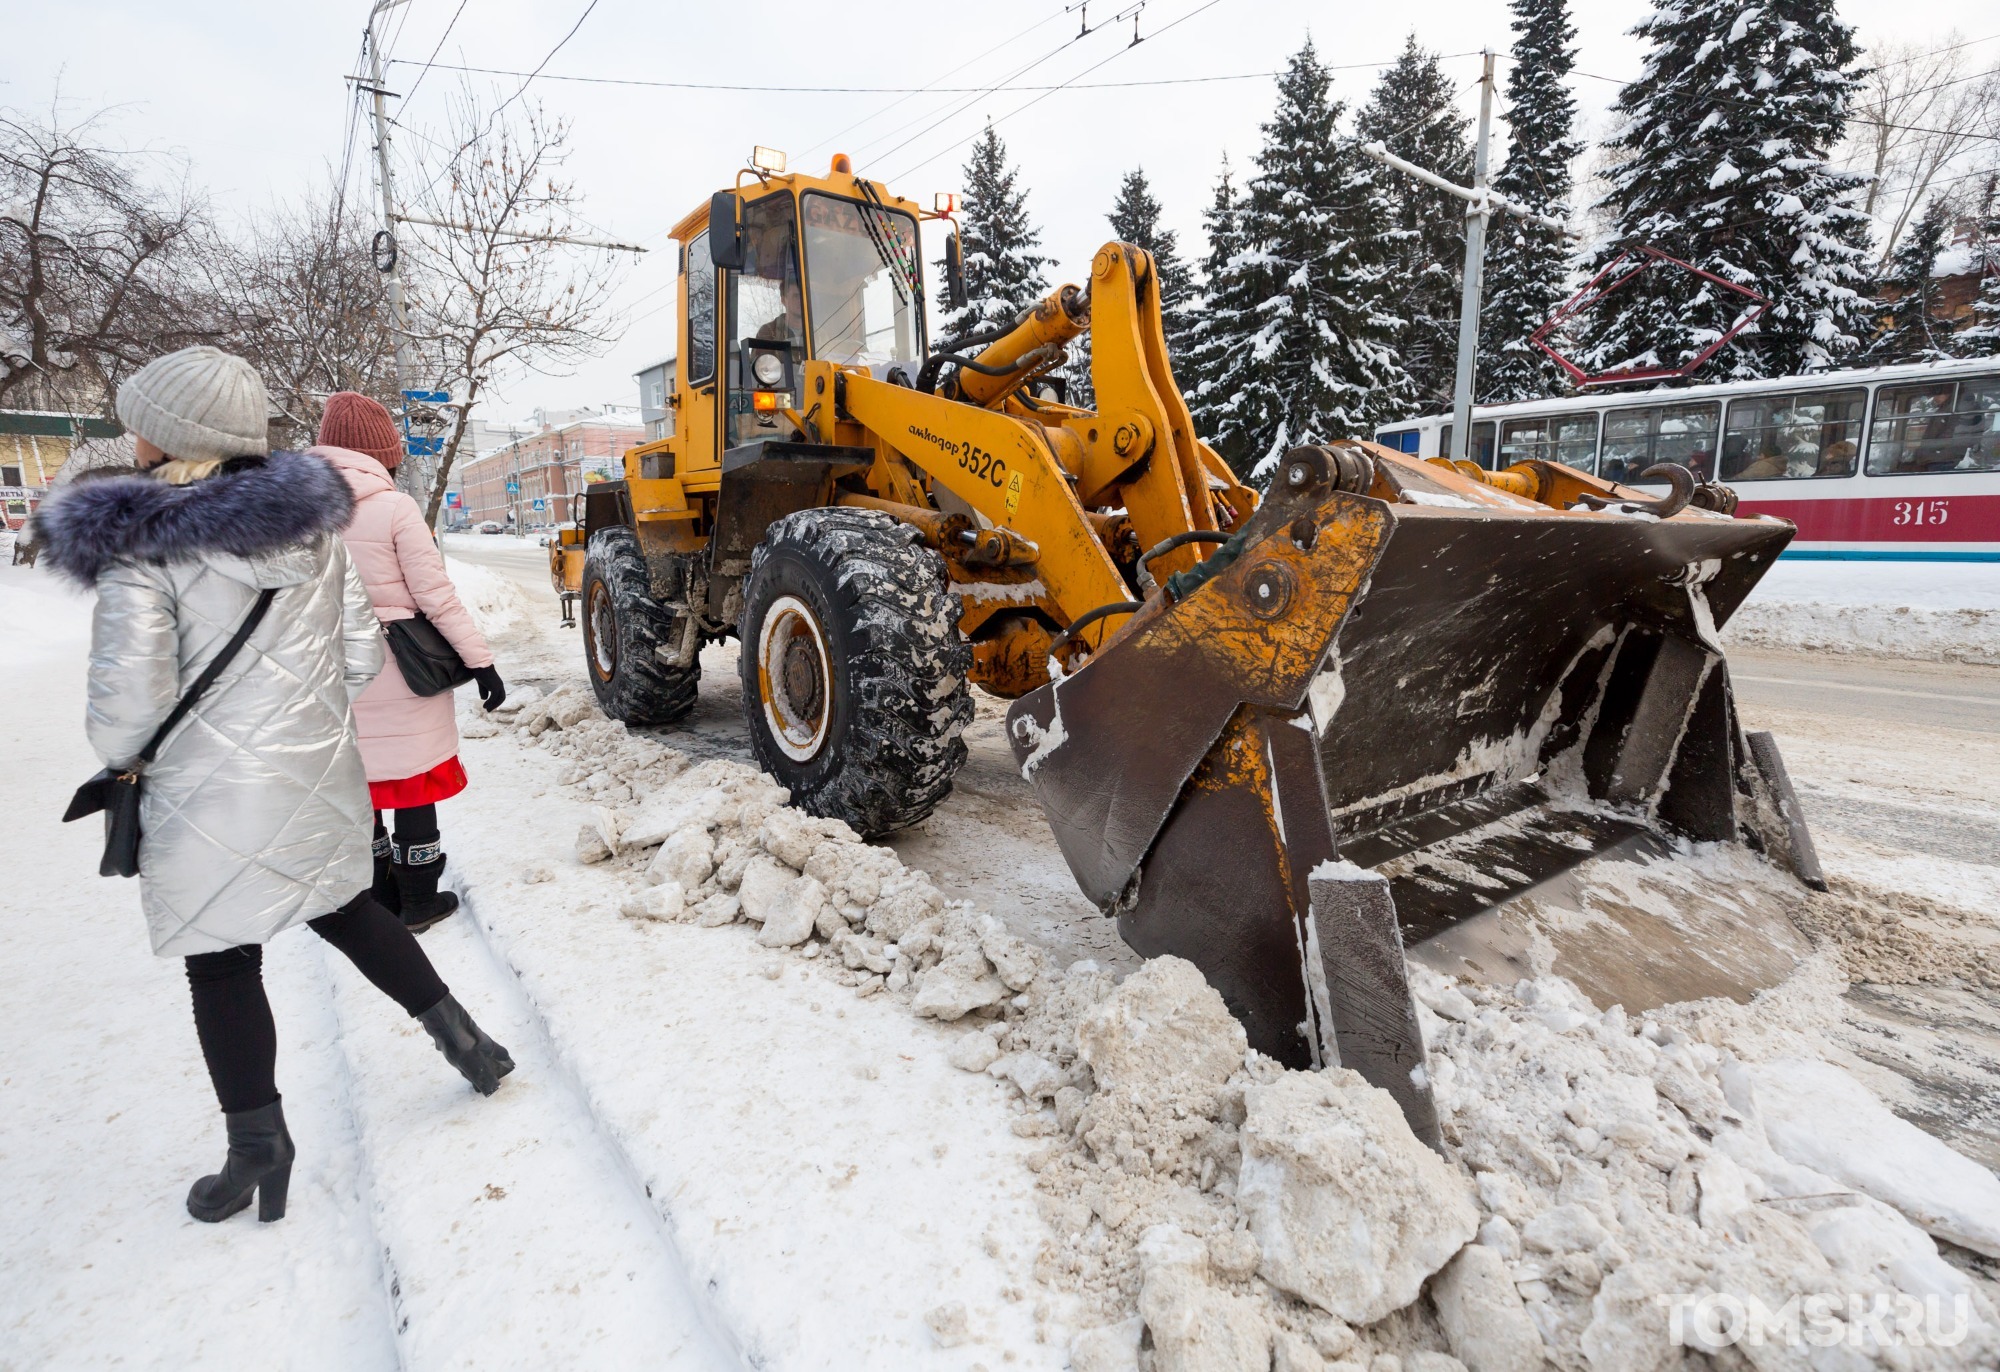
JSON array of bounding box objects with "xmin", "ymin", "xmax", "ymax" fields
[
  {"xmin": 449, "ymin": 407, "xmax": 642, "ymax": 530},
  {"xmin": 1, "ymin": 411, "xmax": 123, "ymax": 529}
]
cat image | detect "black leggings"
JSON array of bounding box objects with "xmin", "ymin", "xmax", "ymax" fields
[
  {"xmin": 183, "ymin": 893, "xmax": 449, "ymax": 1114},
  {"xmin": 374, "ymin": 804, "xmax": 440, "ymax": 861}
]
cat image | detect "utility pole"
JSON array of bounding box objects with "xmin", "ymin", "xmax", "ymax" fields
[
  {"xmin": 1451, "ymin": 52, "xmax": 1497, "ymax": 466},
  {"xmin": 361, "ymin": 0, "xmax": 414, "ymax": 397},
  {"xmin": 1361, "ymin": 50, "xmax": 1573, "ymax": 465}
]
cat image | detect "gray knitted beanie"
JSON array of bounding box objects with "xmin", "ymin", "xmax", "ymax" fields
[{"xmin": 116, "ymin": 346, "xmax": 270, "ymax": 461}]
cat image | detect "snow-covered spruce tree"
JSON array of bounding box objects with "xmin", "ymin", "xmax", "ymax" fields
[
  {"xmin": 1197, "ymin": 40, "xmax": 1412, "ymax": 483},
  {"xmin": 1864, "ymin": 198, "xmax": 1954, "ymax": 363},
  {"xmin": 1573, "ymin": 0, "xmax": 1873, "ymax": 380},
  {"xmin": 1358, "ymin": 38, "xmax": 1473, "ymax": 408},
  {"xmin": 1964, "ymin": 175, "xmax": 2000, "ymax": 358},
  {"xmin": 1069, "ymin": 167, "xmax": 1200, "ymax": 409},
  {"xmin": 1182, "ymin": 157, "xmax": 1260, "ymax": 465},
  {"xmin": 1477, "ymin": 0, "xmax": 1582, "ymax": 402},
  {"xmin": 934, "ymin": 123, "xmax": 1049, "ymax": 347}
]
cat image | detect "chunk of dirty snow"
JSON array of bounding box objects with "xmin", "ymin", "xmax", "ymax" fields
[
  {"xmin": 688, "ymin": 893, "xmax": 740, "ymax": 928},
  {"xmin": 1429, "ymin": 1244, "xmax": 1545, "ymax": 1372},
  {"xmin": 1521, "ymin": 1203, "xmax": 1611, "ymax": 1254},
  {"xmin": 924, "ymin": 1301, "xmax": 969, "ymax": 1348},
  {"xmin": 1070, "ymin": 1317, "xmax": 1144, "ymax": 1372},
  {"xmin": 977, "ymin": 913, "xmax": 1048, "ymax": 991},
  {"xmin": 1236, "ymin": 1070, "xmax": 1478, "ymax": 1324},
  {"xmin": 911, "ymin": 945, "xmax": 1009, "ymax": 1020},
  {"xmin": 1742, "ymin": 1057, "xmax": 2000, "ymax": 1258},
  {"xmin": 1137, "ymin": 1225, "xmax": 1273, "ymax": 1372},
  {"xmin": 1578, "ymin": 1254, "xmax": 1708, "ymax": 1372},
  {"xmin": 647, "ymin": 826, "xmax": 715, "ymax": 890},
  {"xmin": 760, "ymin": 808, "xmax": 856, "ymax": 870},
  {"xmin": 619, "ymin": 880, "xmax": 686, "ymax": 922},
  {"xmin": 735, "ymin": 856, "xmax": 793, "ymax": 925},
  {"xmin": 620, "ymin": 785, "xmax": 732, "ymax": 849},
  {"xmin": 754, "ymin": 874, "xmax": 825, "ymax": 948},
  {"xmin": 986, "ymin": 1051, "xmax": 1063, "ymax": 1103},
  {"xmin": 1077, "ymin": 956, "xmax": 1246, "ymax": 1105},
  {"xmin": 948, "ymin": 1031, "xmax": 1003, "ymax": 1073},
  {"xmin": 575, "ymin": 820, "xmax": 614, "ymax": 864}
]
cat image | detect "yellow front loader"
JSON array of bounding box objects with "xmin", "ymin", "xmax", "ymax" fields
[{"xmin": 576, "ymin": 152, "xmax": 1823, "ymax": 1143}]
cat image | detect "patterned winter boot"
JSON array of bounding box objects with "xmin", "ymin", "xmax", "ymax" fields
[{"xmin": 392, "ymin": 838, "xmax": 460, "ymax": 933}]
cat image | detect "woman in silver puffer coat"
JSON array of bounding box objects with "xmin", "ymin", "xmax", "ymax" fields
[{"xmin": 37, "ymin": 346, "xmax": 515, "ymax": 1227}]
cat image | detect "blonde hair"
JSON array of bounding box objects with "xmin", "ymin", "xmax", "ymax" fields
[{"xmin": 154, "ymin": 457, "xmax": 227, "ymax": 485}]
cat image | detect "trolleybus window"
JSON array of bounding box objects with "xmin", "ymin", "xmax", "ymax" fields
[
  {"xmin": 1720, "ymin": 388, "xmax": 1865, "ymax": 480},
  {"xmin": 1374, "ymin": 429, "xmax": 1421, "ymax": 454},
  {"xmin": 1498, "ymin": 414, "xmax": 1598, "ymax": 472},
  {"xmin": 1600, "ymin": 402, "xmax": 1720, "ymax": 483},
  {"xmin": 1437, "ymin": 421, "xmax": 1496, "ymax": 468},
  {"xmin": 1867, "ymin": 375, "xmax": 2000, "ymax": 475}
]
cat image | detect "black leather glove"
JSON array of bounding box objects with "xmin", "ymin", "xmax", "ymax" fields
[{"xmin": 472, "ymin": 664, "xmax": 506, "ymax": 712}]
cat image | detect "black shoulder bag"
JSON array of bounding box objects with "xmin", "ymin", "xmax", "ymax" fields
[
  {"xmin": 62, "ymin": 587, "xmax": 278, "ymax": 878},
  {"xmin": 382, "ymin": 613, "xmax": 474, "ymax": 696}
]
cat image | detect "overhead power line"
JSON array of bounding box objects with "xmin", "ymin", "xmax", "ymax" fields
[{"xmin": 398, "ymin": 0, "xmax": 472, "ymax": 110}]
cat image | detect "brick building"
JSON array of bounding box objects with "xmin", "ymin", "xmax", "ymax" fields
[{"xmin": 450, "ymin": 406, "xmax": 641, "ymax": 530}]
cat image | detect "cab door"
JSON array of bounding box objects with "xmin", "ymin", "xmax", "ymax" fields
[{"xmin": 678, "ymin": 230, "xmax": 722, "ymax": 481}]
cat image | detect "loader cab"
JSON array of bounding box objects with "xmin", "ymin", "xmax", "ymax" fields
[{"xmin": 668, "ymin": 164, "xmax": 928, "ymax": 473}]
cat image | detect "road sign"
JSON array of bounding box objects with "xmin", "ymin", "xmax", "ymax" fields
[
  {"xmin": 444, "ymin": 492, "xmax": 462, "ymax": 508},
  {"xmin": 402, "ymin": 389, "xmax": 451, "ymax": 405},
  {"xmin": 405, "ymin": 435, "xmax": 443, "ymax": 456},
  {"xmin": 505, "ymin": 480, "xmax": 520, "ymax": 494},
  {"xmin": 531, "ymin": 498, "xmax": 546, "ymax": 511}
]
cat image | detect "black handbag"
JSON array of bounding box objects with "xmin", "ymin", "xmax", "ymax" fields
[
  {"xmin": 382, "ymin": 612, "xmax": 475, "ymax": 696},
  {"xmin": 63, "ymin": 588, "xmax": 278, "ymax": 878}
]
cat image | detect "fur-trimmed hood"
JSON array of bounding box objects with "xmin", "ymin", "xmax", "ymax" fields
[{"xmin": 35, "ymin": 451, "xmax": 354, "ymax": 586}]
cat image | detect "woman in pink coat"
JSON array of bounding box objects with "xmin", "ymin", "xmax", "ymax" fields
[{"xmin": 311, "ymin": 392, "xmax": 505, "ymax": 931}]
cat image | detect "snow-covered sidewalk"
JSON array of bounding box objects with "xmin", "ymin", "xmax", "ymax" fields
[{"xmin": 1724, "ymin": 560, "xmax": 2000, "ymax": 664}]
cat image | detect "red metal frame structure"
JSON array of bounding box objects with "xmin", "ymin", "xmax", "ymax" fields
[{"xmin": 1531, "ymin": 246, "xmax": 1771, "ymax": 388}]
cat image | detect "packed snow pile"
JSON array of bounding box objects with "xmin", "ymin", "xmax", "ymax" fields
[
  {"xmin": 1722, "ymin": 562, "xmax": 2000, "ymax": 665},
  {"xmin": 443, "ymin": 556, "xmax": 531, "ymax": 639},
  {"xmin": 491, "ymin": 683, "xmax": 2000, "ymax": 1370}
]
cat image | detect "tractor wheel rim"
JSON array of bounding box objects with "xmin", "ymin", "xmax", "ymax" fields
[
  {"xmin": 757, "ymin": 594, "xmax": 832, "ymax": 762},
  {"xmin": 588, "ymin": 581, "xmax": 617, "ymax": 680}
]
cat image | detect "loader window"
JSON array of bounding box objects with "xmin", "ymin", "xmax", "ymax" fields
[
  {"xmin": 686, "ymin": 233, "xmax": 716, "ymax": 385},
  {"xmin": 1866, "ymin": 376, "xmax": 2000, "ymax": 475},
  {"xmin": 1600, "ymin": 402, "xmax": 1719, "ymax": 483},
  {"xmin": 801, "ymin": 192, "xmax": 923, "ymax": 368},
  {"xmin": 726, "ymin": 193, "xmax": 806, "ymax": 448},
  {"xmin": 1498, "ymin": 414, "xmax": 1599, "ymax": 471},
  {"xmin": 1720, "ymin": 388, "xmax": 1865, "ymax": 481}
]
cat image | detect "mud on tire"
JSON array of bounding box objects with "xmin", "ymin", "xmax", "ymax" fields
[
  {"xmin": 739, "ymin": 507, "xmax": 972, "ymax": 836},
  {"xmin": 581, "ymin": 526, "xmax": 699, "ymax": 726}
]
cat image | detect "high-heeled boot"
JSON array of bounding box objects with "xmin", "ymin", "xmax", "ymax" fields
[
  {"xmin": 416, "ymin": 994, "xmax": 515, "ymax": 1096},
  {"xmin": 392, "ymin": 838, "xmax": 459, "ymax": 933},
  {"xmin": 187, "ymin": 1098, "xmax": 296, "ymax": 1223}
]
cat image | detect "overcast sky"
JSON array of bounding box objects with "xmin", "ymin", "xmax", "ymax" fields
[{"xmin": 6, "ymin": 0, "xmax": 1993, "ymax": 418}]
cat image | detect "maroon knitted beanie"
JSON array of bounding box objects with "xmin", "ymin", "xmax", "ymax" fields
[{"xmin": 318, "ymin": 391, "xmax": 404, "ymax": 469}]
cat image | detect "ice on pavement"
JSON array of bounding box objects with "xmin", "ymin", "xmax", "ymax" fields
[{"xmin": 1724, "ymin": 559, "xmax": 2000, "ymax": 664}]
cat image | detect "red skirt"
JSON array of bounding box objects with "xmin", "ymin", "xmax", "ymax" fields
[{"xmin": 369, "ymin": 756, "xmax": 468, "ymax": 810}]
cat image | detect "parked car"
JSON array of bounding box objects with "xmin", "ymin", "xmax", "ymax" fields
[{"xmin": 477, "ymin": 520, "xmax": 505, "ymax": 534}]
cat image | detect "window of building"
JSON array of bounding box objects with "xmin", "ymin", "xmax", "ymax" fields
[
  {"xmin": 1718, "ymin": 389, "xmax": 1866, "ymax": 480},
  {"xmin": 1437, "ymin": 421, "xmax": 1497, "ymax": 468},
  {"xmin": 1600, "ymin": 402, "xmax": 1721, "ymax": 483},
  {"xmin": 1867, "ymin": 375, "xmax": 2000, "ymax": 476},
  {"xmin": 1498, "ymin": 413, "xmax": 1599, "ymax": 472},
  {"xmin": 0, "ymin": 464, "xmax": 21, "ymax": 487}
]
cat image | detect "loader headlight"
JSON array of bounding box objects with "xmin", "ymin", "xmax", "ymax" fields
[{"xmin": 752, "ymin": 352, "xmax": 786, "ymax": 387}]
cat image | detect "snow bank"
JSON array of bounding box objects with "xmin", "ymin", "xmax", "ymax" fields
[
  {"xmin": 443, "ymin": 556, "xmax": 530, "ymax": 639},
  {"xmin": 1723, "ymin": 561, "xmax": 2000, "ymax": 664},
  {"xmin": 486, "ymin": 683, "xmax": 2000, "ymax": 1370}
]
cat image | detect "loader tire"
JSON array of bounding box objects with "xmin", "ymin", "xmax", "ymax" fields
[
  {"xmin": 581, "ymin": 527, "xmax": 700, "ymax": 726},
  {"xmin": 739, "ymin": 508, "xmax": 972, "ymax": 837}
]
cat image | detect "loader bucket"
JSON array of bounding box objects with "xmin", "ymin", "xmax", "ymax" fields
[{"xmin": 1005, "ymin": 447, "xmax": 1818, "ymax": 1144}]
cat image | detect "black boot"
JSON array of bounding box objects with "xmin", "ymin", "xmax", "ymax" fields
[
  {"xmin": 372, "ymin": 830, "xmax": 401, "ymax": 916},
  {"xmin": 393, "ymin": 839, "xmax": 459, "ymax": 933},
  {"xmin": 187, "ymin": 1098, "xmax": 296, "ymax": 1223},
  {"xmin": 416, "ymin": 994, "xmax": 515, "ymax": 1096}
]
